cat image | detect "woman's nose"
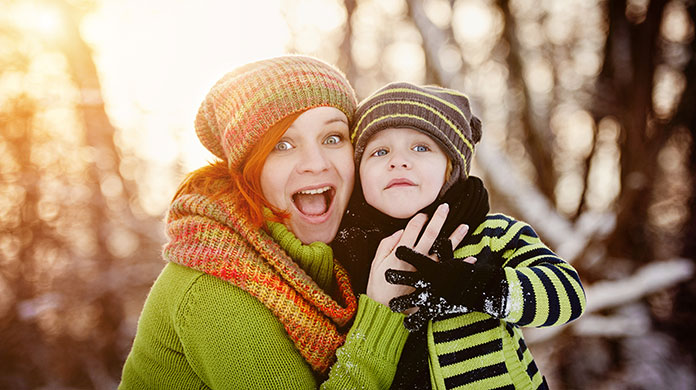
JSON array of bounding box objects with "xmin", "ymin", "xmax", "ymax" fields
[{"xmin": 297, "ymin": 148, "xmax": 331, "ymax": 173}]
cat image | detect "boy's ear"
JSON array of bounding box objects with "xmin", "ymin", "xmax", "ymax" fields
[
  {"xmin": 470, "ymin": 116, "xmax": 482, "ymax": 144},
  {"xmin": 444, "ymin": 159, "xmax": 453, "ymax": 183}
]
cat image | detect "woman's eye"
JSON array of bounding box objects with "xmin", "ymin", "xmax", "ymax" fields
[
  {"xmin": 275, "ymin": 141, "xmax": 293, "ymax": 151},
  {"xmin": 371, "ymin": 148, "xmax": 388, "ymax": 157},
  {"xmin": 324, "ymin": 135, "xmax": 342, "ymax": 145},
  {"xmin": 413, "ymin": 145, "xmax": 430, "ymax": 152}
]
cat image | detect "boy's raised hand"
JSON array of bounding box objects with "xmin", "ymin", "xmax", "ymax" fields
[
  {"xmin": 386, "ymin": 236, "xmax": 509, "ymax": 332},
  {"xmin": 366, "ymin": 204, "xmax": 468, "ymax": 309}
]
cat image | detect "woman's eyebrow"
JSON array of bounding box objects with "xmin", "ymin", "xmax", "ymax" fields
[{"xmin": 325, "ymin": 116, "xmax": 348, "ymax": 125}]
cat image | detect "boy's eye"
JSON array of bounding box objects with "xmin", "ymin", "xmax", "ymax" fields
[
  {"xmin": 275, "ymin": 140, "xmax": 293, "ymax": 151},
  {"xmin": 413, "ymin": 145, "xmax": 430, "ymax": 152},
  {"xmin": 371, "ymin": 148, "xmax": 388, "ymax": 157},
  {"xmin": 324, "ymin": 135, "xmax": 342, "ymax": 145}
]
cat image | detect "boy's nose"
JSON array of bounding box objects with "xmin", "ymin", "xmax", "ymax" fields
[
  {"xmin": 388, "ymin": 154, "xmax": 411, "ymax": 169},
  {"xmin": 389, "ymin": 161, "xmax": 409, "ymax": 168}
]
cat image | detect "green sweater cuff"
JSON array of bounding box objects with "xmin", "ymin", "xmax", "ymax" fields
[{"xmin": 348, "ymin": 294, "xmax": 410, "ymax": 363}]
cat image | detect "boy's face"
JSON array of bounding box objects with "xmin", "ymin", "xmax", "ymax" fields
[{"xmin": 359, "ymin": 127, "xmax": 448, "ymax": 219}]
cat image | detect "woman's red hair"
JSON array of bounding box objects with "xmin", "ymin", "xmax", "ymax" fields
[{"xmin": 173, "ymin": 109, "xmax": 307, "ymax": 227}]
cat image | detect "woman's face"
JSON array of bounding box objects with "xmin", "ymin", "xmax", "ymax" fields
[{"xmin": 260, "ymin": 107, "xmax": 354, "ymax": 244}]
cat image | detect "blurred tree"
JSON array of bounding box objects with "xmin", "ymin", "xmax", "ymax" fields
[
  {"xmin": 595, "ymin": 0, "xmax": 670, "ymax": 263},
  {"xmin": 0, "ymin": 0, "xmax": 163, "ymax": 388}
]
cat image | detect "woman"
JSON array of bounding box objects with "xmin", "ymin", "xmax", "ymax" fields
[{"xmin": 119, "ymin": 55, "xmax": 464, "ymax": 389}]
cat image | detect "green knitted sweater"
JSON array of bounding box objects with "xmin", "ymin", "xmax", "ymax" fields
[{"xmin": 119, "ymin": 225, "xmax": 409, "ymax": 389}]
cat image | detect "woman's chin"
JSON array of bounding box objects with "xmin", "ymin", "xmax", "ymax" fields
[
  {"xmin": 288, "ymin": 214, "xmax": 340, "ymax": 244},
  {"xmin": 299, "ymin": 231, "xmax": 337, "ymax": 245}
]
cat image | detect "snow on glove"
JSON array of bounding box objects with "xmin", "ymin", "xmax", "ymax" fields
[
  {"xmin": 385, "ymin": 265, "xmax": 452, "ymax": 332},
  {"xmin": 386, "ymin": 238, "xmax": 509, "ymax": 331},
  {"xmin": 383, "ymin": 237, "xmax": 461, "ymax": 331}
]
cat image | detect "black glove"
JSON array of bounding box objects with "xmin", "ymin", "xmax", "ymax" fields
[
  {"xmin": 386, "ymin": 238, "xmax": 508, "ymax": 331},
  {"xmin": 385, "ymin": 269, "xmax": 458, "ymax": 332}
]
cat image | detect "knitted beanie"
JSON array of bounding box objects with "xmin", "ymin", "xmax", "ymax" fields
[
  {"xmin": 196, "ymin": 55, "xmax": 358, "ymax": 168},
  {"xmin": 351, "ymin": 81, "xmax": 482, "ymax": 193}
]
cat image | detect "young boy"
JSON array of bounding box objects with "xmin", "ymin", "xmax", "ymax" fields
[{"xmin": 333, "ymin": 82, "xmax": 586, "ymax": 390}]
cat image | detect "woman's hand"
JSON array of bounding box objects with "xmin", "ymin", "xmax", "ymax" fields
[{"xmin": 365, "ymin": 204, "xmax": 469, "ymax": 308}]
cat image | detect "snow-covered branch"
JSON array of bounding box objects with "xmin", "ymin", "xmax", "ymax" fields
[
  {"xmin": 584, "ymin": 258, "xmax": 694, "ymax": 313},
  {"xmin": 476, "ymin": 142, "xmax": 616, "ymax": 261},
  {"xmin": 525, "ymin": 258, "xmax": 694, "ymax": 343}
]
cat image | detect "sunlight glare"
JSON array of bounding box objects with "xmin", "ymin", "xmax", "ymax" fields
[
  {"xmin": 376, "ymin": 0, "xmax": 407, "ymax": 17},
  {"xmin": 661, "ymin": 1, "xmax": 694, "ymax": 43},
  {"xmin": 423, "ymin": 0, "xmax": 452, "ymax": 28},
  {"xmin": 554, "ymin": 109, "xmax": 595, "ymax": 159},
  {"xmin": 525, "ymin": 57, "xmax": 553, "ymax": 94},
  {"xmin": 626, "ymin": 0, "xmax": 649, "ymax": 24},
  {"xmin": 451, "ymin": 1, "xmax": 503, "ymax": 65},
  {"xmin": 83, "ymin": 0, "xmax": 290, "ymax": 169},
  {"xmin": 12, "ymin": 2, "xmax": 64, "ymax": 37},
  {"xmin": 653, "ymin": 65, "xmax": 686, "ymax": 119},
  {"xmin": 288, "ymin": 0, "xmax": 346, "ymax": 32},
  {"xmin": 439, "ymin": 44, "xmax": 463, "ymax": 73},
  {"xmin": 586, "ymin": 117, "xmax": 621, "ymax": 211},
  {"xmin": 285, "ymin": 0, "xmax": 346, "ymax": 54},
  {"xmin": 383, "ymin": 41, "xmax": 425, "ymax": 83},
  {"xmin": 555, "ymin": 172, "xmax": 583, "ymax": 216},
  {"xmin": 81, "ymin": 0, "xmax": 291, "ymax": 215},
  {"xmin": 452, "ymin": 1, "xmax": 494, "ymax": 42}
]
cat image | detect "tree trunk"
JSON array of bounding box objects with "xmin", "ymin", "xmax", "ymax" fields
[{"xmin": 598, "ymin": 0, "xmax": 669, "ymax": 262}]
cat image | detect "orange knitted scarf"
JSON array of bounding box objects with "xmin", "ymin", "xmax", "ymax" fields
[{"xmin": 163, "ymin": 192, "xmax": 357, "ymax": 374}]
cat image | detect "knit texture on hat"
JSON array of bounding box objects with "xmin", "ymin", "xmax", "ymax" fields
[
  {"xmin": 195, "ymin": 55, "xmax": 357, "ymax": 168},
  {"xmin": 351, "ymin": 82, "xmax": 482, "ymax": 193},
  {"xmin": 163, "ymin": 190, "xmax": 357, "ymax": 374}
]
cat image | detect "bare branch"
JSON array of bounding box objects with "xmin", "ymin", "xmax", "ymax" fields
[
  {"xmin": 498, "ymin": 0, "xmax": 557, "ymax": 200},
  {"xmin": 338, "ymin": 0, "xmax": 357, "ymax": 83},
  {"xmin": 406, "ymin": 0, "xmax": 451, "ymax": 86}
]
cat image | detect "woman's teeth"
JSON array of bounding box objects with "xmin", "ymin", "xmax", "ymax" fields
[{"xmin": 297, "ymin": 186, "xmax": 331, "ymax": 195}]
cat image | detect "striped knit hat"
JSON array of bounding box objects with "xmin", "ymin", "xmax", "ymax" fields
[
  {"xmin": 351, "ymin": 82, "xmax": 482, "ymax": 193},
  {"xmin": 196, "ymin": 55, "xmax": 357, "ymax": 168}
]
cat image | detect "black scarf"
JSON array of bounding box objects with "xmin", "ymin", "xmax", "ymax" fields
[
  {"xmin": 333, "ymin": 176, "xmax": 490, "ymax": 390},
  {"xmin": 334, "ymin": 176, "xmax": 490, "ymax": 295}
]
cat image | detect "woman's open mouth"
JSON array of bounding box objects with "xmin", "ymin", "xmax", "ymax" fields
[{"xmin": 292, "ymin": 186, "xmax": 336, "ymax": 217}]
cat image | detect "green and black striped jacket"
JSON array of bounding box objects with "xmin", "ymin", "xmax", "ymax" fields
[{"xmin": 426, "ymin": 213, "xmax": 586, "ymax": 390}]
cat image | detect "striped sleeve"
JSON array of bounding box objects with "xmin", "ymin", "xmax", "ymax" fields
[{"xmin": 493, "ymin": 215, "xmax": 586, "ymax": 327}]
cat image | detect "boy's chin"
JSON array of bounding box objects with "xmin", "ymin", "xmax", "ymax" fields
[{"xmin": 375, "ymin": 204, "xmax": 421, "ymax": 219}]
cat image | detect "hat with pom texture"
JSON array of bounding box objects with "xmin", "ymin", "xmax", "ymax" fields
[{"xmin": 196, "ymin": 55, "xmax": 357, "ymax": 169}]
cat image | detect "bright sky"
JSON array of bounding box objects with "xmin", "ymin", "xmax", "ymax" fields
[
  {"xmin": 82, "ymin": 0, "xmax": 292, "ymax": 171},
  {"xmin": 75, "ymin": 0, "xmax": 302, "ymax": 213}
]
